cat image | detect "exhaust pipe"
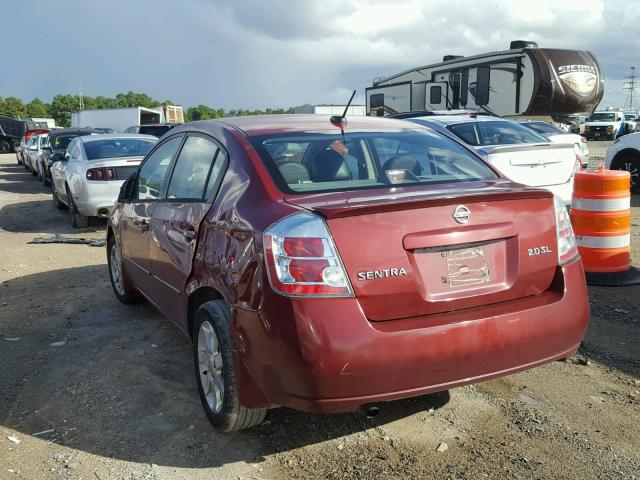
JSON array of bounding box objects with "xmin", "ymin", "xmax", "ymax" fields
[
  {"xmin": 97, "ymin": 208, "xmax": 110, "ymax": 218},
  {"xmin": 358, "ymin": 405, "xmax": 380, "ymax": 418}
]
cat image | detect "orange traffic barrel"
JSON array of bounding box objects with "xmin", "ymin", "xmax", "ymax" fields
[{"xmin": 570, "ymin": 165, "xmax": 640, "ymax": 285}]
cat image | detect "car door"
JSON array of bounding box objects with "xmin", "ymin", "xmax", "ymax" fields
[
  {"xmin": 147, "ymin": 133, "xmax": 228, "ymax": 323},
  {"xmin": 119, "ymin": 135, "xmax": 184, "ymax": 291},
  {"xmin": 51, "ymin": 140, "xmax": 76, "ymax": 203}
]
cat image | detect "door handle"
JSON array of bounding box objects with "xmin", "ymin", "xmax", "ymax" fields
[{"xmin": 133, "ymin": 218, "xmax": 149, "ymax": 232}]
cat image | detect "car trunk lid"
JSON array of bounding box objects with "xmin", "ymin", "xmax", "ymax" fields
[
  {"xmin": 285, "ymin": 182, "xmax": 559, "ymax": 321},
  {"xmin": 476, "ymin": 143, "xmax": 575, "ymax": 187}
]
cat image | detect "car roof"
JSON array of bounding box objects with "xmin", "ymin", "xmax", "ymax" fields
[
  {"xmin": 78, "ymin": 134, "xmax": 157, "ymax": 143},
  {"xmin": 174, "ymin": 114, "xmax": 423, "ymax": 137},
  {"xmin": 410, "ymin": 115, "xmax": 504, "ymax": 126}
]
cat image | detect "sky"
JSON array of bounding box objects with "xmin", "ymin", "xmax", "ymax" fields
[{"xmin": 3, "ymin": 0, "xmax": 638, "ymax": 110}]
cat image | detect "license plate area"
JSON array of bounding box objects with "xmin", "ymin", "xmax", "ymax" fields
[{"xmin": 411, "ymin": 238, "xmax": 513, "ymax": 301}]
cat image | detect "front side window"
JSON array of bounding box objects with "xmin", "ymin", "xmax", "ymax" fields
[
  {"xmin": 449, "ymin": 121, "xmax": 547, "ymax": 146},
  {"xmin": 137, "ymin": 136, "xmax": 182, "ymax": 200},
  {"xmin": 83, "ymin": 139, "xmax": 156, "ymax": 161},
  {"xmin": 249, "ymin": 129, "xmax": 498, "ymax": 194},
  {"xmin": 166, "ymin": 136, "xmax": 219, "ymax": 200}
]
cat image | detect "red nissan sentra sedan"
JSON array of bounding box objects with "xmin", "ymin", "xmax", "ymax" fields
[{"xmin": 107, "ymin": 115, "xmax": 589, "ymax": 432}]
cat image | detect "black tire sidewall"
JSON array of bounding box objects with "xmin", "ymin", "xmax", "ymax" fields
[
  {"xmin": 67, "ymin": 187, "xmax": 89, "ymax": 228},
  {"xmin": 192, "ymin": 301, "xmax": 243, "ymax": 432}
]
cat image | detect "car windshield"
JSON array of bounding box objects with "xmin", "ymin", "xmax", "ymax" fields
[
  {"xmin": 588, "ymin": 113, "xmax": 616, "ymax": 121},
  {"xmin": 53, "ymin": 132, "xmax": 94, "ymax": 149},
  {"xmin": 249, "ymin": 129, "xmax": 498, "ymax": 194},
  {"xmin": 139, "ymin": 125, "xmax": 173, "ymax": 137},
  {"xmin": 83, "ymin": 139, "xmax": 155, "ymax": 160},
  {"xmin": 625, "ymin": 115, "xmax": 636, "ymax": 121},
  {"xmin": 523, "ymin": 122, "xmax": 565, "ymax": 135},
  {"xmin": 448, "ymin": 121, "xmax": 548, "ymax": 146}
]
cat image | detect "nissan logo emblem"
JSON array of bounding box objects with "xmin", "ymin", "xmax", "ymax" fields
[{"xmin": 453, "ymin": 205, "xmax": 471, "ymax": 224}]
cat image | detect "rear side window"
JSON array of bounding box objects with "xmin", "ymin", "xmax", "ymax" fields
[
  {"xmin": 166, "ymin": 136, "xmax": 219, "ymax": 200},
  {"xmin": 137, "ymin": 136, "xmax": 182, "ymax": 200},
  {"xmin": 249, "ymin": 129, "xmax": 498, "ymax": 194}
]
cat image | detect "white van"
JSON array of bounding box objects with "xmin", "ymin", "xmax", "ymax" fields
[{"xmin": 584, "ymin": 110, "xmax": 625, "ymax": 140}]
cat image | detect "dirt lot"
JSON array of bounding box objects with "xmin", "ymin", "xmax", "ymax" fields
[{"xmin": 1, "ymin": 143, "xmax": 639, "ymax": 480}]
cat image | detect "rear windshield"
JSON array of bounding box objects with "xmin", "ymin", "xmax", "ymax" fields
[
  {"xmin": 523, "ymin": 122, "xmax": 564, "ymax": 135},
  {"xmin": 139, "ymin": 125, "xmax": 174, "ymax": 137},
  {"xmin": 249, "ymin": 129, "xmax": 498, "ymax": 194},
  {"xmin": 83, "ymin": 139, "xmax": 155, "ymax": 160},
  {"xmin": 448, "ymin": 121, "xmax": 547, "ymax": 146},
  {"xmin": 53, "ymin": 132, "xmax": 94, "ymax": 149}
]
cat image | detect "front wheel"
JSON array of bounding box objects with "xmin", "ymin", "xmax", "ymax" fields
[
  {"xmin": 613, "ymin": 153, "xmax": 640, "ymax": 194},
  {"xmin": 0, "ymin": 141, "xmax": 10, "ymax": 154},
  {"xmin": 193, "ymin": 300, "xmax": 267, "ymax": 432},
  {"xmin": 67, "ymin": 186, "xmax": 89, "ymax": 228},
  {"xmin": 107, "ymin": 236, "xmax": 139, "ymax": 304}
]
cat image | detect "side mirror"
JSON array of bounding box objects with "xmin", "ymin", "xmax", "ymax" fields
[
  {"xmin": 63, "ymin": 152, "xmax": 70, "ymax": 161},
  {"xmin": 118, "ymin": 173, "xmax": 137, "ymax": 202},
  {"xmin": 475, "ymin": 66, "xmax": 490, "ymax": 106},
  {"xmin": 50, "ymin": 152, "xmax": 63, "ymax": 163}
]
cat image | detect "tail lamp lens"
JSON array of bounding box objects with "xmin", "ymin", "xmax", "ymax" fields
[
  {"xmin": 86, "ymin": 167, "xmax": 116, "ymax": 180},
  {"xmin": 264, "ymin": 212, "xmax": 354, "ymax": 297},
  {"xmin": 574, "ymin": 155, "xmax": 583, "ymax": 174},
  {"xmin": 554, "ymin": 195, "xmax": 578, "ymax": 265}
]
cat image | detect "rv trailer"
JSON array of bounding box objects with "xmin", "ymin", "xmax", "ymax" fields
[{"xmin": 366, "ymin": 40, "xmax": 604, "ymax": 119}]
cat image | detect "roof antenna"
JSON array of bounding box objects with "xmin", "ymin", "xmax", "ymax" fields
[{"xmin": 331, "ymin": 90, "xmax": 356, "ymax": 140}]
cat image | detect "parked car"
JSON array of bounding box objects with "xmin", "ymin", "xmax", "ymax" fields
[
  {"xmin": 16, "ymin": 128, "xmax": 49, "ymax": 165},
  {"xmin": 107, "ymin": 115, "xmax": 589, "ymax": 432},
  {"xmin": 51, "ymin": 134, "xmax": 157, "ymax": 227},
  {"xmin": 124, "ymin": 124, "xmax": 177, "ymax": 138},
  {"xmin": 405, "ymin": 115, "xmax": 581, "ymax": 205},
  {"xmin": 604, "ymin": 132, "xmax": 640, "ymax": 193},
  {"xmin": 624, "ymin": 113, "xmax": 638, "ymax": 134},
  {"xmin": 584, "ymin": 110, "xmax": 626, "ymax": 140},
  {"xmin": 517, "ymin": 120, "xmax": 589, "ymax": 167},
  {"xmin": 24, "ymin": 133, "xmax": 50, "ymax": 178},
  {"xmin": 41, "ymin": 128, "xmax": 101, "ymax": 187}
]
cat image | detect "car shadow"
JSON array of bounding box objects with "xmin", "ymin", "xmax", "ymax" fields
[
  {"xmin": 0, "ymin": 265, "xmax": 450, "ymax": 469},
  {"xmin": 0, "ymin": 200, "xmax": 106, "ymax": 234}
]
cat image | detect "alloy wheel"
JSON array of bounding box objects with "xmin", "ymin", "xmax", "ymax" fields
[
  {"xmin": 109, "ymin": 244, "xmax": 125, "ymax": 296},
  {"xmin": 197, "ymin": 321, "xmax": 225, "ymax": 413}
]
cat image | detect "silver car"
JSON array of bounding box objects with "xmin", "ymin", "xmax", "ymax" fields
[
  {"xmin": 24, "ymin": 133, "xmax": 49, "ymax": 177},
  {"xmin": 51, "ymin": 134, "xmax": 157, "ymax": 228}
]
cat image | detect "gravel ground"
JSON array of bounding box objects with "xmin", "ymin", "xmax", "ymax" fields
[{"xmin": 1, "ymin": 144, "xmax": 639, "ymax": 480}]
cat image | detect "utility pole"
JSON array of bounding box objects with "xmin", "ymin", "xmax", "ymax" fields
[
  {"xmin": 78, "ymin": 82, "xmax": 85, "ymax": 110},
  {"xmin": 623, "ymin": 66, "xmax": 637, "ymax": 111}
]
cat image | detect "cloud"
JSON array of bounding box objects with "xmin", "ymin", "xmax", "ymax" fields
[{"xmin": 2, "ymin": 0, "xmax": 638, "ymax": 111}]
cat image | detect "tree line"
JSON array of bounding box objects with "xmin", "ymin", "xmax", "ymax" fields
[{"xmin": 0, "ymin": 92, "xmax": 295, "ymax": 127}]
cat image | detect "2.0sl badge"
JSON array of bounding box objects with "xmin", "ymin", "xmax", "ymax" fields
[{"xmin": 528, "ymin": 246, "xmax": 552, "ymax": 256}]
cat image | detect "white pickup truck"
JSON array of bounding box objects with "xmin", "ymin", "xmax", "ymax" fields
[{"xmin": 584, "ymin": 110, "xmax": 626, "ymax": 140}]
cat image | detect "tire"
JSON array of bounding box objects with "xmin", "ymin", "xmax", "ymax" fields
[
  {"xmin": 612, "ymin": 152, "xmax": 640, "ymax": 194},
  {"xmin": 40, "ymin": 163, "xmax": 50, "ymax": 186},
  {"xmin": 52, "ymin": 187, "xmax": 66, "ymax": 210},
  {"xmin": 192, "ymin": 300, "xmax": 267, "ymax": 432},
  {"xmin": 31, "ymin": 165, "xmax": 37, "ymax": 176},
  {"xmin": 0, "ymin": 141, "xmax": 9, "ymax": 154},
  {"xmin": 67, "ymin": 186, "xmax": 89, "ymax": 228},
  {"xmin": 107, "ymin": 236, "xmax": 139, "ymax": 304},
  {"xmin": 36, "ymin": 162, "xmax": 43, "ymax": 181}
]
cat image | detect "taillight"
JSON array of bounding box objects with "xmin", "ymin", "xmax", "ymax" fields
[
  {"xmin": 264, "ymin": 212, "xmax": 354, "ymax": 297},
  {"xmin": 574, "ymin": 155, "xmax": 583, "ymax": 174},
  {"xmin": 554, "ymin": 195, "xmax": 578, "ymax": 265},
  {"xmin": 86, "ymin": 167, "xmax": 116, "ymax": 180}
]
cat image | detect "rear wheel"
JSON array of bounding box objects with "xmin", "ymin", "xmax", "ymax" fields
[
  {"xmin": 192, "ymin": 300, "xmax": 267, "ymax": 432},
  {"xmin": 612, "ymin": 152, "xmax": 640, "ymax": 194},
  {"xmin": 67, "ymin": 186, "xmax": 89, "ymax": 228},
  {"xmin": 107, "ymin": 236, "xmax": 139, "ymax": 304}
]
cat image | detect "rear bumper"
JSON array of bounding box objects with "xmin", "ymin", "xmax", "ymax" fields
[
  {"xmin": 543, "ymin": 178, "xmax": 573, "ymax": 205},
  {"xmin": 236, "ymin": 258, "xmax": 589, "ymax": 413},
  {"xmin": 75, "ymin": 181, "xmax": 125, "ymax": 216}
]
